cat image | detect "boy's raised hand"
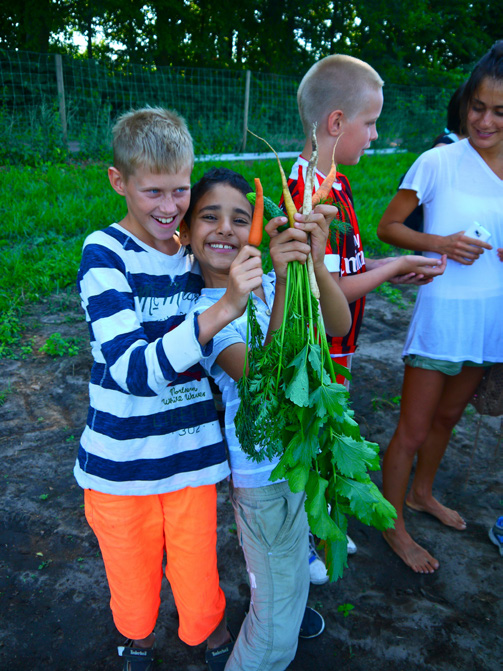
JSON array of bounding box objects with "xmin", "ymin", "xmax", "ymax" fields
[
  {"xmin": 225, "ymin": 245, "xmax": 263, "ymax": 315},
  {"xmin": 266, "ymin": 204, "xmax": 338, "ymax": 281},
  {"xmin": 266, "ymin": 215, "xmax": 311, "ymax": 283}
]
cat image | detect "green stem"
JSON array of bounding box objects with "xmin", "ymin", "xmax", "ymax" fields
[
  {"xmin": 243, "ymin": 294, "xmax": 252, "ymax": 378},
  {"xmin": 276, "ymin": 263, "xmax": 292, "ymax": 392}
]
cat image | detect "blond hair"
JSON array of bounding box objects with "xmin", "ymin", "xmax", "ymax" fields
[
  {"xmin": 298, "ymin": 55, "xmax": 384, "ymax": 134},
  {"xmin": 112, "ymin": 107, "xmax": 194, "ymax": 180}
]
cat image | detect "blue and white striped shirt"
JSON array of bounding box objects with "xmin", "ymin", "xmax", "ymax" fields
[
  {"xmin": 190, "ymin": 273, "xmax": 283, "ymax": 489},
  {"xmin": 74, "ymin": 224, "xmax": 229, "ymax": 495}
]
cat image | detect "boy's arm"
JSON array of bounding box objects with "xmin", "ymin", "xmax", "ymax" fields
[
  {"xmin": 377, "ymin": 189, "xmax": 492, "ymax": 265},
  {"xmin": 334, "ymin": 253, "xmax": 447, "ymax": 304},
  {"xmin": 79, "ymin": 238, "xmax": 261, "ymax": 394}
]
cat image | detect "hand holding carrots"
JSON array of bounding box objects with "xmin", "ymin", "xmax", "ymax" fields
[
  {"xmin": 224, "ymin": 246, "xmax": 263, "ymax": 316},
  {"xmin": 266, "ymin": 216, "xmax": 311, "ymax": 283}
]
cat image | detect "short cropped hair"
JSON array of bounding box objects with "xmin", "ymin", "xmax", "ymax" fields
[
  {"xmin": 112, "ymin": 107, "xmax": 194, "ymax": 180},
  {"xmin": 298, "ymin": 55, "xmax": 384, "ymax": 134}
]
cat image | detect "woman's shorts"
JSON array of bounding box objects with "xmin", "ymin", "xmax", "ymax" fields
[{"xmin": 404, "ymin": 354, "xmax": 493, "ymax": 376}]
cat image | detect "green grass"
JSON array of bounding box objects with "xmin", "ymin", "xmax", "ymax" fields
[{"xmin": 0, "ymin": 152, "xmax": 417, "ymax": 357}]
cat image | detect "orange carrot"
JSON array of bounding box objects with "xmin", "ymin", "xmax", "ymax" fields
[
  {"xmin": 312, "ymin": 140, "xmax": 338, "ymax": 208},
  {"xmin": 248, "ymin": 178, "xmax": 264, "ymax": 246}
]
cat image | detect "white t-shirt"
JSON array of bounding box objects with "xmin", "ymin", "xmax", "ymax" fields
[
  {"xmin": 188, "ymin": 273, "xmax": 284, "ymax": 488},
  {"xmin": 400, "ymin": 139, "xmax": 503, "ymax": 363}
]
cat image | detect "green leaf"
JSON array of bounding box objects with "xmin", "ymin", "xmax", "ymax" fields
[
  {"xmin": 280, "ymin": 419, "xmax": 321, "ymax": 468},
  {"xmin": 324, "ymin": 504, "xmax": 349, "ymax": 581},
  {"xmin": 307, "ymin": 343, "xmax": 321, "ymax": 370},
  {"xmin": 285, "ymin": 360, "xmax": 310, "ymax": 407},
  {"xmin": 309, "ymin": 383, "xmax": 347, "ymax": 418},
  {"xmin": 331, "ymin": 359, "xmax": 352, "ymax": 381},
  {"xmin": 305, "ymin": 471, "xmax": 345, "ymax": 541},
  {"xmin": 336, "ymin": 477, "xmax": 397, "ymax": 529},
  {"xmin": 331, "ymin": 435, "xmax": 381, "ymax": 478},
  {"xmin": 285, "ymin": 462, "xmax": 310, "ymax": 492}
]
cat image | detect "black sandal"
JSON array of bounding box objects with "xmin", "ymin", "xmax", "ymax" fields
[{"xmin": 117, "ymin": 638, "xmax": 156, "ymax": 671}]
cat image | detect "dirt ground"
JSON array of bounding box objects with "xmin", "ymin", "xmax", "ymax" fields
[{"xmin": 1, "ymin": 285, "xmax": 501, "ymax": 671}]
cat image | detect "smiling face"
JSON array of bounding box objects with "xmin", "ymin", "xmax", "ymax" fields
[
  {"xmin": 335, "ymin": 86, "xmax": 383, "ymax": 165},
  {"xmin": 466, "ymin": 77, "xmax": 503, "ymax": 157},
  {"xmin": 180, "ymin": 183, "xmax": 252, "ymax": 287},
  {"xmin": 108, "ymin": 164, "xmax": 192, "ymax": 255}
]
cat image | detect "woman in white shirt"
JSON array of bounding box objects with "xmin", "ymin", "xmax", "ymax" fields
[{"xmin": 377, "ymin": 40, "xmax": 503, "ymax": 574}]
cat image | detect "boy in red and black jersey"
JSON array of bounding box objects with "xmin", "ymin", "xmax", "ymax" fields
[{"xmin": 290, "ymin": 55, "xmax": 445, "ymax": 381}]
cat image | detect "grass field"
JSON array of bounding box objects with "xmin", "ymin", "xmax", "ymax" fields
[{"xmin": 0, "ymin": 152, "xmax": 418, "ymax": 356}]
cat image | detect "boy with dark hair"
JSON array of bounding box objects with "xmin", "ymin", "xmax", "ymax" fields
[{"xmin": 75, "ymin": 107, "xmax": 263, "ymax": 670}]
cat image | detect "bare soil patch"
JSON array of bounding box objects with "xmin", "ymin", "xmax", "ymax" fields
[{"xmin": 1, "ymin": 286, "xmax": 501, "ymax": 670}]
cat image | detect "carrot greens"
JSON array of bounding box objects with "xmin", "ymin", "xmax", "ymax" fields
[{"xmin": 236, "ymin": 131, "xmax": 396, "ymax": 581}]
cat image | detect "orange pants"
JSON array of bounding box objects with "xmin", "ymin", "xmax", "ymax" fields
[{"xmin": 84, "ymin": 485, "xmax": 225, "ymax": 645}]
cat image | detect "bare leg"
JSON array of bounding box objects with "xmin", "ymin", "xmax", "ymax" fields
[
  {"xmin": 133, "ymin": 633, "xmax": 156, "ymax": 648},
  {"xmin": 406, "ymin": 366, "xmax": 486, "ymax": 529},
  {"xmin": 206, "ymin": 612, "xmax": 231, "ymax": 649},
  {"xmin": 382, "ymin": 366, "xmax": 447, "ymax": 573}
]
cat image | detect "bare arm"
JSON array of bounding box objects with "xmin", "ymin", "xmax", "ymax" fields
[
  {"xmin": 377, "ymin": 189, "xmax": 492, "ymax": 264},
  {"xmin": 334, "ymin": 255, "xmax": 447, "ymax": 304}
]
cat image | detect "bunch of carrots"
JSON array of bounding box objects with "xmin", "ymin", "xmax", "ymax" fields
[{"xmin": 235, "ymin": 129, "xmax": 396, "ymax": 581}]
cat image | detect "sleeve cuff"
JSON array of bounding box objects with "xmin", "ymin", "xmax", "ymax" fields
[
  {"xmin": 324, "ymin": 254, "xmax": 341, "ymax": 273},
  {"xmin": 162, "ymin": 313, "xmax": 213, "ymax": 374}
]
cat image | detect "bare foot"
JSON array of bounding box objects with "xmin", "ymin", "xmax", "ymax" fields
[
  {"xmin": 406, "ymin": 491, "xmax": 466, "ymax": 530},
  {"xmin": 383, "ymin": 528, "xmax": 439, "ymax": 573}
]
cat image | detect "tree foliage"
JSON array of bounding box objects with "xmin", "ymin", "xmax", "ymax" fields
[{"xmin": 1, "ymin": 0, "xmax": 501, "ymax": 84}]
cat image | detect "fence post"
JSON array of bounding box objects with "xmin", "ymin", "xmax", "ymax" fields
[
  {"xmin": 242, "ymin": 70, "xmax": 251, "ymax": 152},
  {"xmin": 54, "ymin": 54, "xmax": 68, "ymax": 144}
]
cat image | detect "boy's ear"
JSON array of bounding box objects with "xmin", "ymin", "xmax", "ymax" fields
[
  {"xmin": 108, "ymin": 166, "xmax": 127, "ymax": 196},
  {"xmin": 327, "ymin": 109, "xmax": 344, "ymax": 137},
  {"xmin": 179, "ymin": 220, "xmax": 191, "ymax": 246}
]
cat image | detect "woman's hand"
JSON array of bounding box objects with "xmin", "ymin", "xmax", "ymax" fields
[{"xmin": 437, "ymin": 231, "xmax": 492, "ymax": 264}]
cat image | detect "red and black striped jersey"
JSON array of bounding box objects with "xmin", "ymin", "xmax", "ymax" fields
[{"xmin": 285, "ymin": 156, "xmax": 366, "ymax": 355}]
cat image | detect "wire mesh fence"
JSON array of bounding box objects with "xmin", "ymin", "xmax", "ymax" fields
[{"xmin": 0, "ymin": 49, "xmax": 456, "ymax": 164}]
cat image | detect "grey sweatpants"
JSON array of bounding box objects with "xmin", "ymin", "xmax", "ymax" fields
[{"xmin": 225, "ymin": 481, "xmax": 310, "ymax": 671}]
